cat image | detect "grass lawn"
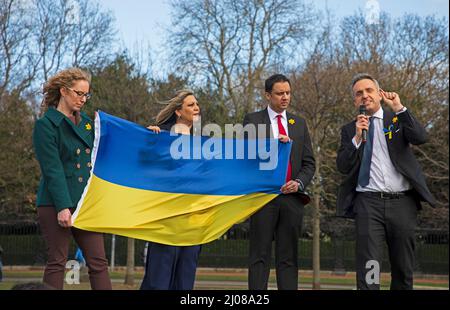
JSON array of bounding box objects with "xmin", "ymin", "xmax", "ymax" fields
[{"xmin": 1, "ymin": 268, "xmax": 448, "ymax": 290}]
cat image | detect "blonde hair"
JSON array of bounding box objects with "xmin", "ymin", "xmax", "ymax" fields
[
  {"xmin": 155, "ymin": 89, "xmax": 195, "ymax": 125},
  {"xmin": 42, "ymin": 68, "xmax": 91, "ymax": 109}
]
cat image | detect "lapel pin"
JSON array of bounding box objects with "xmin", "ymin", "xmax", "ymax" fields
[{"xmin": 383, "ymin": 124, "xmax": 394, "ymax": 140}]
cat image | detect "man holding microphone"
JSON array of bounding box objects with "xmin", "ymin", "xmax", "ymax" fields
[{"xmin": 336, "ymin": 73, "xmax": 436, "ymax": 289}]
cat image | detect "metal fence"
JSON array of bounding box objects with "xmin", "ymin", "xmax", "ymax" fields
[{"xmin": 0, "ymin": 222, "xmax": 448, "ymax": 274}]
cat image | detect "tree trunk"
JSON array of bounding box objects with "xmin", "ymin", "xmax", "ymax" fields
[
  {"xmin": 110, "ymin": 234, "xmax": 116, "ymax": 272},
  {"xmin": 124, "ymin": 238, "xmax": 135, "ymax": 285},
  {"xmin": 312, "ymin": 148, "xmax": 321, "ymax": 290}
]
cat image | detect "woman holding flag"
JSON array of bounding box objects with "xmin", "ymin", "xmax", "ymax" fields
[
  {"xmin": 33, "ymin": 68, "xmax": 112, "ymax": 290},
  {"xmin": 140, "ymin": 89, "xmax": 202, "ymax": 290}
]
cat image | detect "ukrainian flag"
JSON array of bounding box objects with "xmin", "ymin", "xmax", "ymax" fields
[{"xmin": 72, "ymin": 111, "xmax": 291, "ymax": 245}]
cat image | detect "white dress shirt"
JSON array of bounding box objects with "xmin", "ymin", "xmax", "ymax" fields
[
  {"xmin": 353, "ymin": 107, "xmax": 411, "ymax": 193},
  {"xmin": 267, "ymin": 105, "xmax": 289, "ymax": 138}
]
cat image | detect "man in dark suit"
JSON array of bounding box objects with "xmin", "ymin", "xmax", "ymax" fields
[
  {"xmin": 243, "ymin": 74, "xmax": 315, "ymax": 290},
  {"xmin": 336, "ymin": 73, "xmax": 436, "ymax": 290}
]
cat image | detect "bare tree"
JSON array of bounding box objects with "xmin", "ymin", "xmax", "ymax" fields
[
  {"xmin": 69, "ymin": 0, "xmax": 116, "ymax": 68},
  {"xmin": 124, "ymin": 237, "xmax": 135, "ymax": 285},
  {"xmin": 290, "ymin": 23, "xmax": 351, "ymax": 289},
  {"xmin": 168, "ymin": 0, "xmax": 318, "ymax": 121},
  {"xmin": 0, "ymin": 0, "xmax": 38, "ymax": 98},
  {"xmin": 1, "ymin": 0, "xmax": 116, "ymax": 102},
  {"xmin": 32, "ymin": 0, "xmax": 116, "ymax": 81}
]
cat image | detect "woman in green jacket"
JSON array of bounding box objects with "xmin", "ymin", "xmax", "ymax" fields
[{"xmin": 33, "ymin": 68, "xmax": 111, "ymax": 290}]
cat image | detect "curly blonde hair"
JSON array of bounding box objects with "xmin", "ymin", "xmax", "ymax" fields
[{"xmin": 42, "ymin": 68, "xmax": 91, "ymax": 109}]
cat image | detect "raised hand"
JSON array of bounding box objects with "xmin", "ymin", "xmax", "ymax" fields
[{"xmin": 380, "ymin": 89, "xmax": 404, "ymax": 112}]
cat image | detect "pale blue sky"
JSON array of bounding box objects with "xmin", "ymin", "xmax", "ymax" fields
[{"xmin": 97, "ymin": 0, "xmax": 449, "ymax": 54}]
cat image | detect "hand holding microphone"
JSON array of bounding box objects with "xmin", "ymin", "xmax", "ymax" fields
[
  {"xmin": 360, "ymin": 105, "xmax": 368, "ymax": 143},
  {"xmin": 355, "ymin": 105, "xmax": 370, "ymax": 144}
]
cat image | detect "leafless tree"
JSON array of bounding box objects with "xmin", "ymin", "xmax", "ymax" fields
[
  {"xmin": 1, "ymin": 0, "xmax": 116, "ymax": 102},
  {"xmin": 290, "ymin": 20, "xmax": 351, "ymax": 289},
  {"xmin": 0, "ymin": 0, "xmax": 38, "ymax": 98},
  {"xmin": 33, "ymin": 0, "xmax": 116, "ymax": 81},
  {"xmin": 124, "ymin": 237, "xmax": 135, "ymax": 285},
  {"xmin": 168, "ymin": 0, "xmax": 318, "ymax": 121}
]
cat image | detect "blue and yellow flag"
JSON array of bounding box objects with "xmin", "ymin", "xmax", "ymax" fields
[{"xmin": 72, "ymin": 111, "xmax": 291, "ymax": 245}]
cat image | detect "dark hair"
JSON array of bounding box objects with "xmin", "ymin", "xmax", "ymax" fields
[
  {"xmin": 265, "ymin": 74, "xmax": 291, "ymax": 93},
  {"xmin": 350, "ymin": 73, "xmax": 380, "ymax": 96}
]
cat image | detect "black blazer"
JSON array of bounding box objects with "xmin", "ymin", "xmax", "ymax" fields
[
  {"xmin": 243, "ymin": 108, "xmax": 315, "ymax": 204},
  {"xmin": 336, "ymin": 108, "xmax": 436, "ymax": 218}
]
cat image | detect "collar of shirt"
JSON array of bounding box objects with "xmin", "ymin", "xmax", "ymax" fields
[
  {"xmin": 267, "ymin": 105, "xmax": 287, "ymax": 122},
  {"xmin": 372, "ymin": 107, "xmax": 383, "ymax": 120}
]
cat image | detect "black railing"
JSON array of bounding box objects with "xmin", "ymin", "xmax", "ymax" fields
[{"xmin": 0, "ymin": 222, "xmax": 448, "ymax": 274}]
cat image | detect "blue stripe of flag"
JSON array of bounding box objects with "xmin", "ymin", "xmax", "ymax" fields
[{"xmin": 93, "ymin": 111, "xmax": 290, "ymax": 195}]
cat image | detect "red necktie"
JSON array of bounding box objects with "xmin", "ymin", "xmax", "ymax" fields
[{"xmin": 277, "ymin": 115, "xmax": 292, "ymax": 182}]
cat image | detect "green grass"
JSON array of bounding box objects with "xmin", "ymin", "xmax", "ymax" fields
[
  {"xmin": 0, "ymin": 281, "xmax": 140, "ymax": 290},
  {"xmin": 0, "ymin": 282, "xmax": 14, "ymax": 290},
  {"xmin": 2, "ymin": 268, "xmax": 448, "ymax": 290},
  {"xmin": 2, "ymin": 270, "xmax": 142, "ymax": 279}
]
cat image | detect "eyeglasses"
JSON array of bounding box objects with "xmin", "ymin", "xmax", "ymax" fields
[{"xmin": 67, "ymin": 87, "xmax": 92, "ymax": 100}]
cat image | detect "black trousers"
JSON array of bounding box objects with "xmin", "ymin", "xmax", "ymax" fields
[
  {"xmin": 248, "ymin": 194, "xmax": 304, "ymax": 290},
  {"xmin": 354, "ymin": 192, "xmax": 418, "ymax": 290}
]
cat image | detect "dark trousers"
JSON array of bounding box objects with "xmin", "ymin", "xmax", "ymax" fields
[
  {"xmin": 248, "ymin": 194, "xmax": 304, "ymax": 290},
  {"xmin": 354, "ymin": 192, "xmax": 417, "ymax": 290},
  {"xmin": 140, "ymin": 242, "xmax": 201, "ymax": 290},
  {"xmin": 38, "ymin": 207, "xmax": 112, "ymax": 290}
]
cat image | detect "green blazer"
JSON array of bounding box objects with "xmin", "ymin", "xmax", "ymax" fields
[{"xmin": 33, "ymin": 107, "xmax": 94, "ymax": 213}]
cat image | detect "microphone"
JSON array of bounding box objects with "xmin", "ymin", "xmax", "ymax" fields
[{"xmin": 359, "ymin": 104, "xmax": 367, "ymax": 143}]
